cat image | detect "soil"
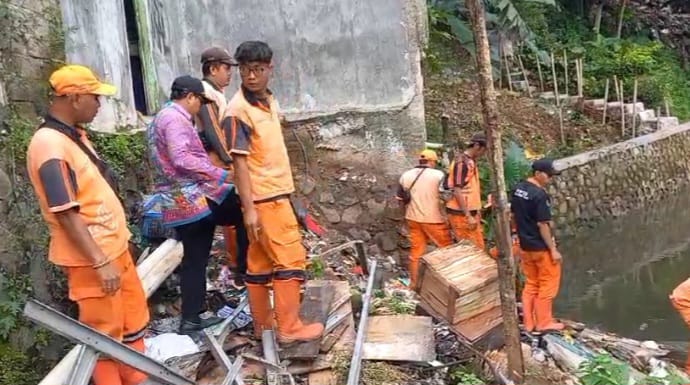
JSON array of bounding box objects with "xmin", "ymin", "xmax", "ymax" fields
[{"xmin": 423, "ymin": 60, "xmax": 621, "ymax": 157}]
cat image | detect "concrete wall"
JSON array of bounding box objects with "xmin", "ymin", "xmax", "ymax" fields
[
  {"xmin": 60, "ymin": 0, "xmax": 138, "ymax": 130},
  {"xmin": 59, "ymin": 0, "xmax": 428, "ymax": 140},
  {"xmin": 550, "ymin": 123, "xmax": 690, "ymax": 235}
]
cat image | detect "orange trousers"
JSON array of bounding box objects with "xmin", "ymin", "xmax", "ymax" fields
[
  {"xmin": 520, "ymin": 249, "xmax": 561, "ymax": 331},
  {"xmin": 448, "ymin": 213, "xmax": 485, "ymax": 250},
  {"xmin": 407, "ymin": 220, "xmax": 453, "ymax": 289},
  {"xmin": 670, "ymin": 278, "xmax": 690, "ymax": 374},
  {"xmin": 246, "ymin": 198, "xmax": 306, "ymax": 285},
  {"xmin": 64, "ymin": 251, "xmax": 150, "ymax": 385},
  {"xmin": 224, "ymin": 226, "xmax": 238, "ymax": 268}
]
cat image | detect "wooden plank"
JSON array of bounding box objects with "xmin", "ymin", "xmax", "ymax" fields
[
  {"xmin": 306, "ymin": 281, "xmax": 356, "ymax": 384},
  {"xmin": 454, "ymin": 306, "xmax": 503, "ymax": 343},
  {"xmin": 308, "ymin": 369, "xmax": 339, "ymax": 385},
  {"xmin": 282, "ymin": 281, "xmax": 335, "ymax": 360},
  {"xmin": 362, "ymin": 316, "xmax": 435, "ymax": 362}
]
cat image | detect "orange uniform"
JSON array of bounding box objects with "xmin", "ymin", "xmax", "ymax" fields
[
  {"xmin": 27, "ymin": 109, "xmax": 149, "ymax": 384},
  {"xmin": 670, "ymin": 278, "xmax": 690, "ymax": 374},
  {"xmin": 225, "ymin": 83, "xmax": 322, "ymax": 343},
  {"xmin": 445, "ymin": 153, "xmax": 485, "ymax": 250},
  {"xmin": 511, "ymin": 179, "xmax": 560, "ymax": 332},
  {"xmin": 198, "ymin": 78, "xmax": 247, "ymax": 276},
  {"xmin": 396, "ymin": 157, "xmax": 453, "ymax": 289}
]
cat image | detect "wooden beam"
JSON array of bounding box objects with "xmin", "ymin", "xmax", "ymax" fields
[{"xmin": 38, "ymin": 239, "xmax": 184, "ymax": 385}]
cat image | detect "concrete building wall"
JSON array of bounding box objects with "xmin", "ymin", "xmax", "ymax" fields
[
  {"xmin": 550, "ymin": 123, "xmax": 690, "ymax": 235},
  {"xmin": 58, "ymin": 0, "xmax": 428, "ymax": 145}
]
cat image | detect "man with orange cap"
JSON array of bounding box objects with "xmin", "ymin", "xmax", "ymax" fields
[
  {"xmin": 670, "ymin": 278, "xmax": 690, "ymax": 374},
  {"xmin": 222, "ymin": 41, "xmax": 324, "ymax": 343},
  {"xmin": 396, "ymin": 149, "xmax": 453, "ymax": 289},
  {"xmin": 511, "ymin": 158, "xmax": 563, "ymax": 332},
  {"xmin": 445, "ymin": 133, "xmax": 488, "ymax": 249},
  {"xmin": 26, "ymin": 65, "xmax": 149, "ymax": 385}
]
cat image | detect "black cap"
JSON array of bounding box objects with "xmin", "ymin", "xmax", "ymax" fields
[
  {"xmin": 532, "ymin": 158, "xmax": 561, "ymax": 176},
  {"xmin": 171, "ymin": 75, "xmax": 211, "ymax": 102},
  {"xmin": 469, "ymin": 132, "xmax": 487, "ymax": 146},
  {"xmin": 201, "ymin": 47, "xmax": 236, "ymax": 66}
]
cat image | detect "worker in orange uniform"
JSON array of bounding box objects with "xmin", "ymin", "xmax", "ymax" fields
[
  {"xmin": 396, "ymin": 149, "xmax": 453, "ymax": 289},
  {"xmin": 445, "ymin": 133, "xmax": 488, "ymax": 249},
  {"xmin": 222, "ymin": 41, "xmax": 324, "ymax": 343},
  {"xmin": 26, "ymin": 65, "xmax": 149, "ymax": 385},
  {"xmin": 196, "ymin": 46, "xmax": 248, "ymax": 288},
  {"xmin": 670, "ymin": 278, "xmax": 690, "ymax": 374},
  {"xmin": 511, "ymin": 158, "xmax": 563, "ymax": 332}
]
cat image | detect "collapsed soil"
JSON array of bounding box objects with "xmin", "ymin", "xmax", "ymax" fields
[{"xmin": 424, "ymin": 70, "xmax": 621, "ymax": 156}]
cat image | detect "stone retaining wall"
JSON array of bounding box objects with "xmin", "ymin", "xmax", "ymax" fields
[{"xmin": 550, "ymin": 123, "xmax": 690, "ymax": 235}]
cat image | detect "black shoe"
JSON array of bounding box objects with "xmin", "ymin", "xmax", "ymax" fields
[{"xmin": 178, "ymin": 315, "xmax": 225, "ymax": 335}]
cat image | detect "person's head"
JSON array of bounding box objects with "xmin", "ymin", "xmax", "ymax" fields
[
  {"xmin": 465, "ymin": 132, "xmax": 487, "ymax": 158},
  {"xmin": 200, "ymin": 47, "xmax": 236, "ymax": 89},
  {"xmin": 234, "ymin": 41, "xmax": 273, "ymax": 94},
  {"xmin": 531, "ymin": 158, "xmax": 561, "ymax": 186},
  {"xmin": 169, "ymin": 75, "xmax": 211, "ymax": 116},
  {"xmin": 418, "ymin": 149, "xmax": 438, "ymax": 168},
  {"xmin": 48, "ymin": 65, "xmax": 116, "ymax": 125}
]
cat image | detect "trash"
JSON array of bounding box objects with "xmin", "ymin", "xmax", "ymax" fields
[
  {"xmin": 145, "ymin": 333, "xmax": 200, "ymax": 362},
  {"xmin": 216, "ymin": 304, "xmax": 253, "ymax": 330}
]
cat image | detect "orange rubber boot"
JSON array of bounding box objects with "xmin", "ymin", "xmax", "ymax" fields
[
  {"xmin": 521, "ymin": 292, "xmax": 536, "ymax": 332},
  {"xmin": 247, "ymin": 283, "xmax": 275, "ymax": 339},
  {"xmin": 119, "ymin": 338, "xmax": 148, "ymax": 385},
  {"xmin": 408, "ymin": 259, "xmax": 420, "ymax": 290},
  {"xmin": 535, "ymin": 298, "xmax": 564, "ymax": 331},
  {"xmin": 93, "ymin": 359, "xmax": 122, "ymax": 385},
  {"xmin": 273, "ymin": 279, "xmax": 324, "ymax": 344}
]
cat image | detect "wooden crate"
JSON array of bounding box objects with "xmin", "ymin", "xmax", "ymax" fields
[{"xmin": 416, "ymin": 241, "xmax": 502, "ymax": 342}]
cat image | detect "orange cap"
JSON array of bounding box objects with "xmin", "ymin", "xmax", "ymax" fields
[
  {"xmin": 419, "ymin": 149, "xmax": 438, "ymax": 162},
  {"xmin": 49, "ymin": 65, "xmax": 117, "ymax": 96}
]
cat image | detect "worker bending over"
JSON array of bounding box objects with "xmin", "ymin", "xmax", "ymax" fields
[
  {"xmin": 27, "ymin": 65, "xmax": 149, "ymax": 385},
  {"xmin": 196, "ymin": 46, "xmax": 248, "ymax": 288},
  {"xmin": 670, "ymin": 278, "xmax": 690, "ymax": 374},
  {"xmin": 445, "ymin": 133, "xmax": 487, "ymax": 249},
  {"xmin": 396, "ymin": 149, "xmax": 453, "ymax": 289},
  {"xmin": 511, "ymin": 158, "xmax": 564, "ymax": 332},
  {"xmin": 223, "ymin": 41, "xmax": 324, "ymax": 343}
]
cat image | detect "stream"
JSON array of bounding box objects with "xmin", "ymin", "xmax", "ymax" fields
[{"xmin": 555, "ymin": 189, "xmax": 690, "ymax": 347}]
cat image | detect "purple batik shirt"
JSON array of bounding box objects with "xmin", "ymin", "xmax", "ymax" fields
[{"xmin": 147, "ymin": 102, "xmax": 234, "ymax": 227}]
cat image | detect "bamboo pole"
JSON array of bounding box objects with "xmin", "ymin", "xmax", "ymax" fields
[
  {"xmin": 503, "ymin": 49, "xmax": 513, "ymax": 92},
  {"xmin": 632, "ymin": 77, "xmax": 638, "ymax": 137},
  {"xmin": 620, "ymin": 79, "xmax": 626, "ymax": 137},
  {"xmin": 563, "ymin": 49, "xmax": 569, "ymax": 97},
  {"xmin": 550, "ymin": 52, "xmax": 560, "ymax": 107},
  {"xmin": 617, "ymin": 0, "xmax": 628, "ymax": 39},
  {"xmin": 466, "ymin": 0, "xmax": 524, "ymax": 381},
  {"xmin": 657, "ymin": 106, "xmax": 661, "ymax": 131},
  {"xmin": 517, "ymin": 54, "xmax": 532, "ymax": 97},
  {"xmin": 498, "ymin": 46, "xmax": 504, "ymax": 90},
  {"xmin": 38, "ymin": 240, "xmax": 184, "ymax": 385},
  {"xmin": 602, "ymin": 78, "xmax": 610, "ymax": 124},
  {"xmin": 535, "ymin": 53, "xmax": 545, "ymax": 92},
  {"xmin": 577, "ymin": 58, "xmax": 584, "ymax": 97},
  {"xmin": 665, "ymin": 99, "xmax": 671, "ymax": 117}
]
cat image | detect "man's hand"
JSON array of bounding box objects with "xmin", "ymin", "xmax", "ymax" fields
[
  {"xmin": 244, "ymin": 206, "xmax": 261, "ymax": 242},
  {"xmin": 95, "ymin": 260, "xmax": 121, "ymax": 295},
  {"xmin": 224, "ymin": 170, "xmax": 235, "ymax": 184},
  {"xmin": 550, "ymin": 249, "xmax": 563, "ymax": 263},
  {"xmin": 466, "ymin": 215, "xmax": 478, "ymax": 230}
]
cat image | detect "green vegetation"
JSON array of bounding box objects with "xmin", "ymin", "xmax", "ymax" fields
[
  {"xmin": 0, "ymin": 342, "xmax": 45, "ymax": 385},
  {"xmin": 578, "ymin": 354, "xmax": 687, "ymax": 385},
  {"xmin": 450, "ymin": 367, "xmax": 486, "ymax": 385}
]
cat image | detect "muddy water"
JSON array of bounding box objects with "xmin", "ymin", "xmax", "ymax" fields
[{"xmin": 555, "ymin": 189, "xmax": 690, "ymax": 344}]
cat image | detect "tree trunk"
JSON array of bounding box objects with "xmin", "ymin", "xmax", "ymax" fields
[{"xmin": 465, "ymin": 0, "xmax": 525, "ymax": 383}]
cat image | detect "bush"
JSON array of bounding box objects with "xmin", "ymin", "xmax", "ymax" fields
[{"xmin": 0, "ymin": 343, "xmax": 44, "ymax": 385}]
